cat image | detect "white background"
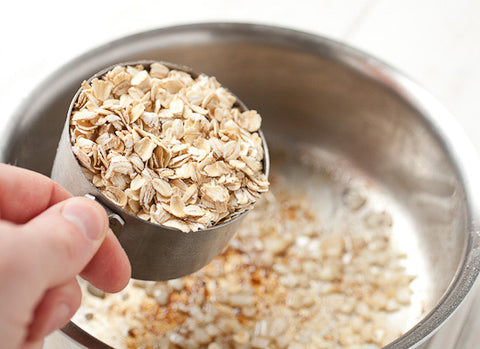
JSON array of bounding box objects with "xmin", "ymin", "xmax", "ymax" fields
[{"xmin": 1, "ymin": 0, "xmax": 479, "ymax": 346}]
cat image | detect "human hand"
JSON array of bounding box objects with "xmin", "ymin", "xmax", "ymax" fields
[{"xmin": 0, "ymin": 164, "xmax": 131, "ymax": 349}]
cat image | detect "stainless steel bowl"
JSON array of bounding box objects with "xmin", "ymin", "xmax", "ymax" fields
[{"xmin": 2, "ymin": 23, "xmax": 480, "ymax": 348}]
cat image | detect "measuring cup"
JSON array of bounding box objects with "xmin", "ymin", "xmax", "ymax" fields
[{"xmin": 51, "ymin": 61, "xmax": 269, "ymax": 281}]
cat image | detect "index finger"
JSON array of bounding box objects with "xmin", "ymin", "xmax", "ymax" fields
[{"xmin": 0, "ymin": 164, "xmax": 71, "ymax": 223}]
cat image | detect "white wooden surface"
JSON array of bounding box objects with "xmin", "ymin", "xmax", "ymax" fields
[{"xmin": 1, "ymin": 0, "xmax": 479, "ymax": 347}]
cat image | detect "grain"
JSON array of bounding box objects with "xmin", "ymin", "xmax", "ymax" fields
[{"xmin": 70, "ymin": 63, "xmax": 269, "ymax": 232}]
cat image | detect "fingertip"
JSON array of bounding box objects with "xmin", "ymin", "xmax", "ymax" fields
[
  {"xmin": 61, "ymin": 197, "xmax": 109, "ymax": 241},
  {"xmin": 100, "ymin": 233, "xmax": 131, "ymax": 293},
  {"xmin": 80, "ymin": 229, "xmax": 131, "ymax": 293},
  {"xmin": 105, "ymin": 255, "xmax": 131, "ymax": 292},
  {"xmin": 22, "ymin": 196, "xmax": 111, "ymax": 286},
  {"xmin": 111, "ymin": 239, "xmax": 132, "ymax": 292}
]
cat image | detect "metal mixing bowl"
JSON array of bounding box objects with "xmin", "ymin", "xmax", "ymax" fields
[{"xmin": 1, "ymin": 23, "xmax": 480, "ymax": 348}]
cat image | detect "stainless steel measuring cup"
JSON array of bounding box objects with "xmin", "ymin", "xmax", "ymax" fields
[{"xmin": 51, "ymin": 60, "xmax": 269, "ymax": 281}]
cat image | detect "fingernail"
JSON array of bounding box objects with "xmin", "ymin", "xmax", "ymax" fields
[
  {"xmin": 46, "ymin": 303, "xmax": 70, "ymax": 334},
  {"xmin": 62, "ymin": 200, "xmax": 104, "ymax": 240}
]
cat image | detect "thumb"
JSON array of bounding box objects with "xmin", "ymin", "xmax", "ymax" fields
[{"xmin": 22, "ymin": 196, "xmax": 109, "ymax": 287}]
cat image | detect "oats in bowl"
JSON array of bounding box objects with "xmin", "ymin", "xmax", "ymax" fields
[
  {"xmin": 74, "ymin": 148, "xmax": 416, "ymax": 349},
  {"xmin": 69, "ymin": 63, "xmax": 269, "ymax": 232}
]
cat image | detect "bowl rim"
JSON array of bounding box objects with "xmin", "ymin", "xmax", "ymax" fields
[{"xmin": 5, "ymin": 22, "xmax": 480, "ymax": 348}]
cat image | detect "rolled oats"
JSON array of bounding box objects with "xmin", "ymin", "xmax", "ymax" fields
[
  {"xmin": 75, "ymin": 168, "xmax": 416, "ymax": 349},
  {"xmin": 70, "ymin": 63, "xmax": 269, "ymax": 232}
]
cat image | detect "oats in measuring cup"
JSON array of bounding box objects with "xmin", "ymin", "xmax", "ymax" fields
[{"xmin": 69, "ymin": 63, "xmax": 269, "ymax": 232}]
